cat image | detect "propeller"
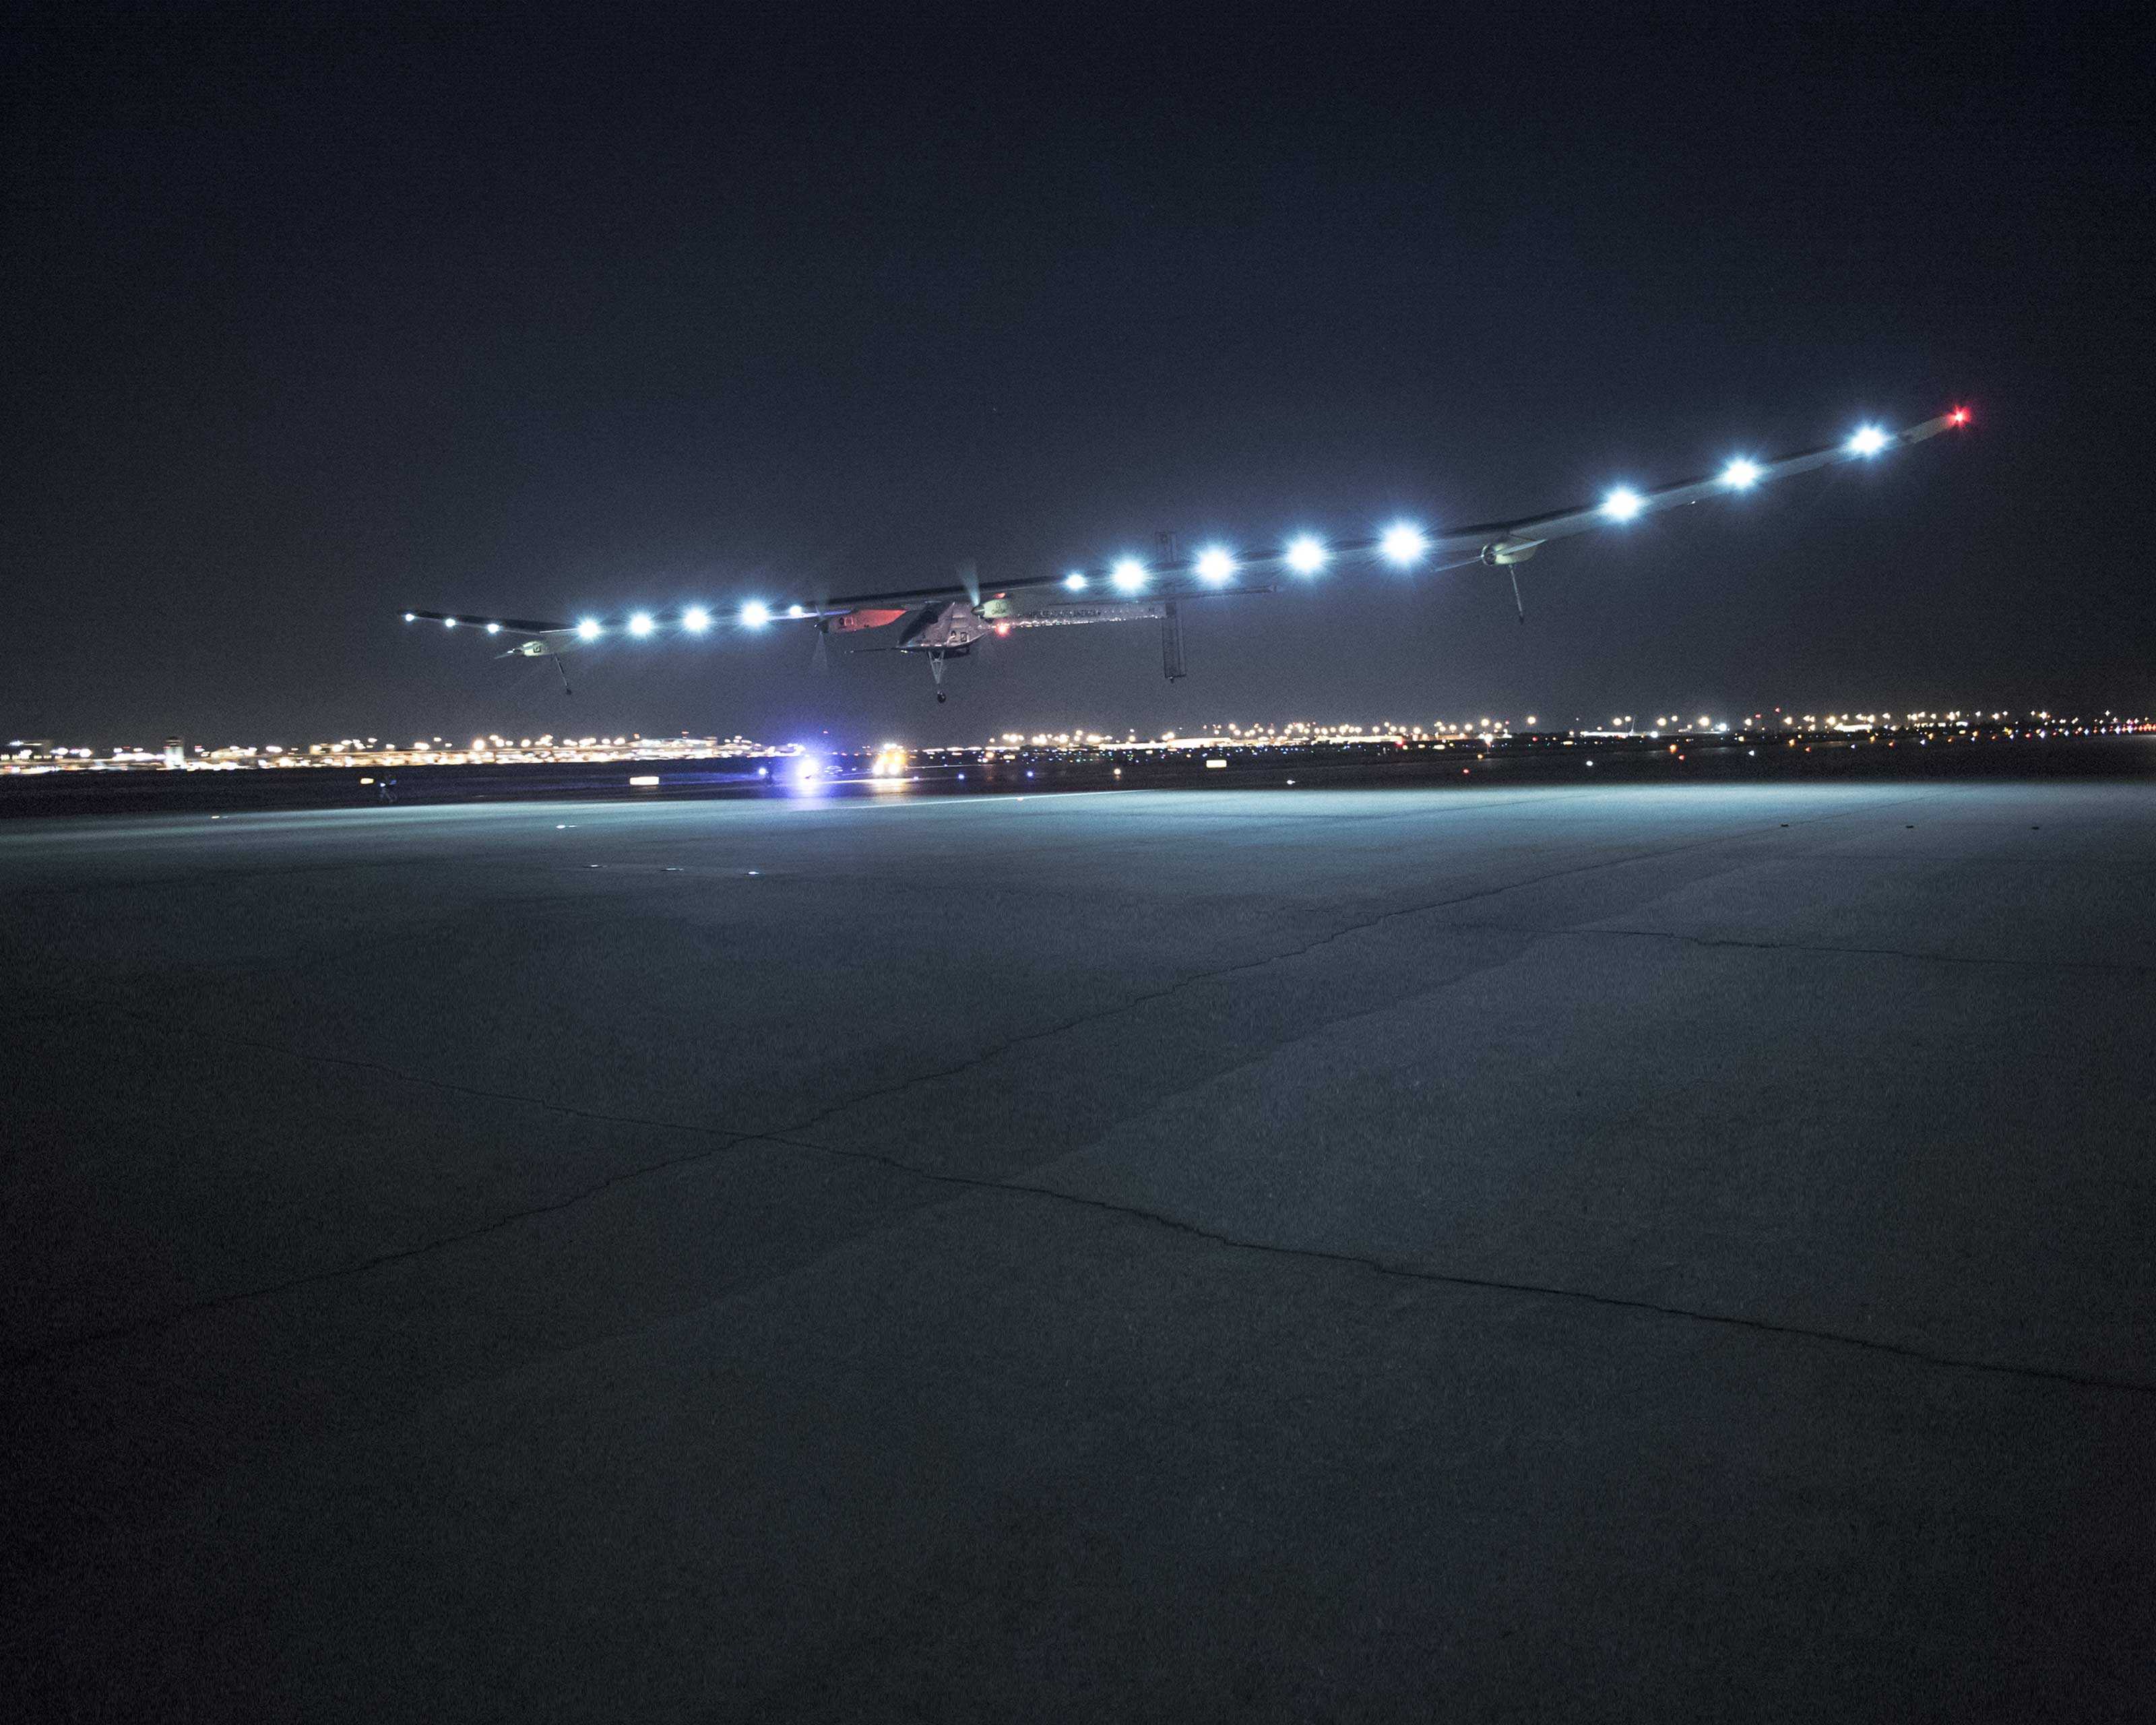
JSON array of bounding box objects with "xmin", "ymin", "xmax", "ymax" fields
[{"xmin": 957, "ymin": 559, "xmax": 981, "ymax": 608}]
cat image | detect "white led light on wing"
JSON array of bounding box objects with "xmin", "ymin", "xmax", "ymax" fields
[
  {"xmin": 1602, "ymin": 487, "xmax": 1643, "ymax": 521},
  {"xmin": 577, "ymin": 619, "xmax": 602, "ymax": 639},
  {"xmin": 1064, "ymin": 571, "xmax": 1087, "ymax": 590},
  {"xmin": 1721, "ymin": 459, "xmax": 1761, "ymax": 489},
  {"xmin": 1848, "ymin": 425, "xmax": 1889, "ymax": 456},
  {"xmin": 1111, "ymin": 559, "xmax": 1147, "ymax": 592},
  {"xmin": 683, "ymin": 606, "xmax": 711, "ymax": 632},
  {"xmin": 1285, "ymin": 535, "xmax": 1329, "ymax": 575},
  {"xmin": 1379, "ymin": 523, "xmax": 1429, "ymax": 567},
  {"xmin": 1194, "ymin": 546, "xmax": 1237, "ymax": 585},
  {"xmin": 629, "ymin": 613, "xmax": 654, "ymax": 637},
  {"xmin": 741, "ymin": 601, "xmax": 772, "ymax": 627}
]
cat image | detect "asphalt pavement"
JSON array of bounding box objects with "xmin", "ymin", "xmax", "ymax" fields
[{"xmin": 5, "ymin": 783, "xmax": 2153, "ymax": 1721}]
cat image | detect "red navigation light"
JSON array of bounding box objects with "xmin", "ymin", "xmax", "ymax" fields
[{"xmin": 1949, "ymin": 406, "xmax": 1970, "ymax": 425}]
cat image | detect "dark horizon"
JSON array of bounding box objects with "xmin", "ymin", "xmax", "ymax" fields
[{"xmin": 7, "ymin": 5, "xmax": 2151, "ymax": 748}]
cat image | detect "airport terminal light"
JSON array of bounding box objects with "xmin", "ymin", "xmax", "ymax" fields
[
  {"xmin": 629, "ymin": 612, "xmax": 654, "ymax": 637},
  {"xmin": 683, "ymin": 606, "xmax": 711, "ymax": 633},
  {"xmin": 1848, "ymin": 425, "xmax": 1889, "ymax": 456},
  {"xmin": 576, "ymin": 618, "xmax": 601, "ymax": 640},
  {"xmin": 1064, "ymin": 571, "xmax": 1087, "ymax": 590},
  {"xmin": 1285, "ymin": 535, "xmax": 1329, "ymax": 575},
  {"xmin": 1721, "ymin": 459, "xmax": 1761, "ymax": 489},
  {"xmin": 1602, "ymin": 487, "xmax": 1643, "ymax": 521},
  {"xmin": 1195, "ymin": 546, "xmax": 1237, "ymax": 585},
  {"xmin": 741, "ymin": 601, "xmax": 773, "ymax": 627},
  {"xmin": 1111, "ymin": 558, "xmax": 1148, "ymax": 592},
  {"xmin": 1380, "ymin": 523, "xmax": 1429, "ymax": 567}
]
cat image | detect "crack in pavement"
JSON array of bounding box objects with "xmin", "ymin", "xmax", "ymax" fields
[
  {"xmin": 6, "ymin": 794, "xmax": 1946, "ymax": 1370},
  {"xmin": 5, "ymin": 926, "xmax": 1553, "ymax": 1367},
  {"xmin": 766, "ymin": 797, "xmax": 1933, "ymax": 1143},
  {"xmin": 747, "ymin": 1130, "xmax": 2156, "ymax": 1400},
  {"xmin": 0, "ymin": 1127, "xmax": 760, "ymax": 1369},
  {"xmin": 11, "ymin": 793, "xmax": 1907, "ymax": 1162},
  {"xmin": 1444, "ymin": 921, "xmax": 2156, "ymax": 977}
]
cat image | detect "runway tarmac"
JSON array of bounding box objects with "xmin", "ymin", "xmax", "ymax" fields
[{"xmin": 5, "ymin": 783, "xmax": 2154, "ymax": 1721}]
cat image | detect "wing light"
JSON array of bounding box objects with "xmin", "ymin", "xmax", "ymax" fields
[
  {"xmin": 1194, "ymin": 546, "xmax": 1237, "ymax": 585},
  {"xmin": 403, "ymin": 612, "xmax": 416, "ymax": 623},
  {"xmin": 1064, "ymin": 571, "xmax": 1088, "ymax": 590},
  {"xmin": 1848, "ymin": 425, "xmax": 1889, "ymax": 456},
  {"xmin": 485, "ymin": 621, "xmax": 502, "ymax": 634},
  {"xmin": 1380, "ymin": 523, "xmax": 1429, "ymax": 567},
  {"xmin": 1285, "ymin": 535, "xmax": 1329, "ymax": 575},
  {"xmin": 576, "ymin": 619, "xmax": 602, "ymax": 640},
  {"xmin": 628, "ymin": 613, "xmax": 654, "ymax": 637},
  {"xmin": 1602, "ymin": 487, "xmax": 1643, "ymax": 521},
  {"xmin": 1721, "ymin": 459, "xmax": 1761, "ymax": 490},
  {"xmin": 741, "ymin": 601, "xmax": 772, "ymax": 627},
  {"xmin": 1111, "ymin": 559, "xmax": 1147, "ymax": 593}
]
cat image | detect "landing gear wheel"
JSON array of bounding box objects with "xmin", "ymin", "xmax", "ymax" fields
[{"xmin": 936, "ymin": 691, "xmax": 947, "ymax": 703}]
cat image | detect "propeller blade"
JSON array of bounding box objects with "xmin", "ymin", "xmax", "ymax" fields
[{"xmin": 957, "ymin": 560, "xmax": 980, "ymax": 607}]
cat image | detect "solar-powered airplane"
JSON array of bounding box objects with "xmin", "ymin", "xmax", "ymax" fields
[{"xmin": 404, "ymin": 408, "xmax": 1969, "ymax": 700}]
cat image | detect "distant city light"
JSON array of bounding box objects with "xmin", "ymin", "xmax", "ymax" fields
[
  {"xmin": 683, "ymin": 606, "xmax": 711, "ymax": 632},
  {"xmin": 1848, "ymin": 425, "xmax": 1889, "ymax": 456},
  {"xmin": 1721, "ymin": 459, "xmax": 1761, "ymax": 489},
  {"xmin": 1111, "ymin": 559, "xmax": 1147, "ymax": 592},
  {"xmin": 1602, "ymin": 487, "xmax": 1643, "ymax": 521},
  {"xmin": 1379, "ymin": 523, "xmax": 1429, "ymax": 567},
  {"xmin": 1065, "ymin": 571, "xmax": 1087, "ymax": 590},
  {"xmin": 1195, "ymin": 546, "xmax": 1238, "ymax": 585},
  {"xmin": 576, "ymin": 619, "xmax": 601, "ymax": 640},
  {"xmin": 1285, "ymin": 535, "xmax": 1329, "ymax": 575}
]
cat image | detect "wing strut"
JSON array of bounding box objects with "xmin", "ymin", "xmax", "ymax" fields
[{"xmin": 1162, "ymin": 600, "xmax": 1186, "ymax": 681}]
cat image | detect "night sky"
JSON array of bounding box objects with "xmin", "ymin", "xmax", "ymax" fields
[{"xmin": 7, "ymin": 4, "xmax": 2151, "ymax": 748}]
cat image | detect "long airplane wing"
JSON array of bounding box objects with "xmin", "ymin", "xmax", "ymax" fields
[{"xmin": 401, "ymin": 408, "xmax": 1969, "ymax": 633}]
